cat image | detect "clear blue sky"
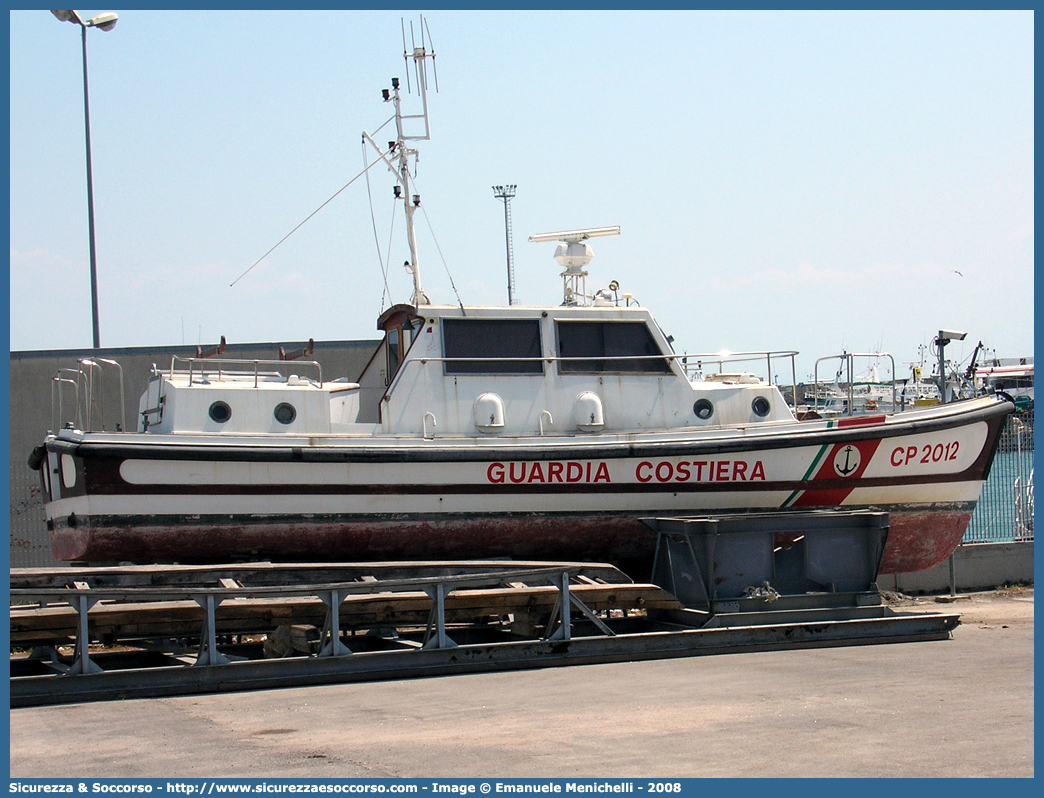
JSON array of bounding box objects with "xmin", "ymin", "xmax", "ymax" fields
[{"xmin": 9, "ymin": 10, "xmax": 1034, "ymax": 381}]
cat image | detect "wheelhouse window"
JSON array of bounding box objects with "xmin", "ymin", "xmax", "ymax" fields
[
  {"xmin": 378, "ymin": 304, "xmax": 423, "ymax": 386},
  {"xmin": 556, "ymin": 321, "xmax": 671, "ymax": 374},
  {"xmin": 442, "ymin": 319, "xmax": 543, "ymax": 374},
  {"xmin": 387, "ymin": 327, "xmax": 401, "ymax": 379}
]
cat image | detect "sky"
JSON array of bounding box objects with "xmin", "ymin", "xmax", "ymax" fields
[{"xmin": 8, "ymin": 9, "xmax": 1034, "ymax": 382}]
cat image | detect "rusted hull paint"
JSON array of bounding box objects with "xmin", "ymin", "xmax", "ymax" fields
[
  {"xmin": 51, "ymin": 504, "xmax": 974, "ymax": 575},
  {"xmin": 876, "ymin": 509, "xmax": 973, "ymax": 574}
]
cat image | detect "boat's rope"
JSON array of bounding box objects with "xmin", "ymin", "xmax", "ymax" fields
[
  {"xmin": 229, "ymin": 117, "xmax": 397, "ymax": 288},
  {"xmin": 411, "ymin": 177, "xmax": 465, "ymax": 313},
  {"xmin": 381, "ymin": 199, "xmax": 399, "ymax": 311},
  {"xmin": 363, "ymin": 136, "xmax": 394, "ymax": 310}
]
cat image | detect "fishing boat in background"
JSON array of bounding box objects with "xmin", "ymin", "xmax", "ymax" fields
[
  {"xmin": 975, "ymin": 358, "xmax": 1034, "ymax": 411},
  {"xmin": 30, "ymin": 33, "xmax": 1013, "ymax": 577},
  {"xmin": 804, "ymin": 356, "xmax": 943, "ymax": 417}
]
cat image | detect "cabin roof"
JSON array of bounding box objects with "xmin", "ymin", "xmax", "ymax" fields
[{"xmin": 409, "ymin": 303, "xmax": 657, "ymax": 320}]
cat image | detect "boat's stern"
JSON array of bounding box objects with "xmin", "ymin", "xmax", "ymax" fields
[{"xmin": 28, "ymin": 431, "xmax": 93, "ymax": 561}]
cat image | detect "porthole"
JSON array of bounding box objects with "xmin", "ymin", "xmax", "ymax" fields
[
  {"xmin": 209, "ymin": 401, "xmax": 232, "ymax": 424},
  {"xmin": 693, "ymin": 398, "xmax": 714, "ymax": 420},
  {"xmin": 751, "ymin": 396, "xmax": 771, "ymax": 417},
  {"xmin": 274, "ymin": 402, "xmax": 297, "ymax": 425}
]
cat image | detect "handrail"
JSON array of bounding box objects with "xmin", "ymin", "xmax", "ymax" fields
[
  {"xmin": 78, "ymin": 359, "xmax": 102, "ymax": 430},
  {"xmin": 411, "ymin": 354, "xmax": 676, "ymax": 365},
  {"xmin": 681, "ymin": 349, "xmax": 801, "ymax": 369},
  {"xmin": 405, "ymin": 349, "xmax": 797, "ymax": 375},
  {"xmin": 51, "ymin": 360, "xmax": 128, "ymax": 433},
  {"xmin": 168, "ymin": 355, "xmax": 324, "ymax": 388},
  {"xmin": 813, "ymin": 352, "xmax": 897, "ymax": 416},
  {"xmin": 381, "ymin": 349, "xmax": 801, "ymax": 417},
  {"xmin": 51, "ymin": 372, "xmax": 82, "ymax": 433},
  {"xmin": 681, "ymin": 350, "xmax": 799, "ymax": 409},
  {"xmin": 539, "ymin": 410, "xmax": 554, "ymax": 436},
  {"xmin": 79, "ymin": 357, "xmax": 127, "ymax": 432},
  {"xmin": 52, "ymin": 367, "xmax": 92, "ymax": 432}
]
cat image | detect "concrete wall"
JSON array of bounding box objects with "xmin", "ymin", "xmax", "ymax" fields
[
  {"xmin": 877, "ymin": 541, "xmax": 1034, "ymax": 594},
  {"xmin": 10, "ymin": 339, "xmax": 381, "ymax": 568}
]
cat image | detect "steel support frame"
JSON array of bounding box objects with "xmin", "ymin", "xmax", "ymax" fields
[
  {"xmin": 421, "ymin": 582, "xmax": 457, "ymax": 650},
  {"xmin": 28, "ymin": 593, "xmax": 104, "ymax": 676},
  {"xmin": 66, "ymin": 593, "xmax": 102, "ymax": 675},
  {"xmin": 545, "ymin": 571, "xmax": 614, "ymax": 641},
  {"xmin": 10, "ymin": 611, "xmax": 962, "ymax": 708},
  {"xmin": 318, "ymin": 588, "xmax": 353, "ymax": 657},
  {"xmin": 193, "ymin": 594, "xmax": 230, "ymax": 667},
  {"xmin": 417, "ymin": 569, "xmax": 612, "ymax": 648},
  {"xmin": 14, "ymin": 566, "xmax": 614, "ymax": 671}
]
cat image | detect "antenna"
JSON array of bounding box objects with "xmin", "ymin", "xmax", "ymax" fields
[
  {"xmin": 527, "ymin": 227, "xmax": 621, "ymax": 244},
  {"xmin": 401, "ymin": 19, "xmax": 410, "ymax": 94},
  {"xmin": 424, "ymin": 16, "xmax": 440, "ymax": 91},
  {"xmin": 492, "ymin": 185, "xmax": 518, "ymax": 305},
  {"xmin": 403, "ymin": 17, "xmax": 439, "ymax": 95},
  {"xmin": 528, "ymin": 226, "xmax": 620, "ymax": 305}
]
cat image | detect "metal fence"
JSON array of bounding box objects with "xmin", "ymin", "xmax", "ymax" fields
[{"xmin": 964, "ymin": 409, "xmax": 1034, "ymax": 543}]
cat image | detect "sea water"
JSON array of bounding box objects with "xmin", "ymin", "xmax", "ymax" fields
[{"xmin": 965, "ymin": 448, "xmax": 1035, "ymax": 543}]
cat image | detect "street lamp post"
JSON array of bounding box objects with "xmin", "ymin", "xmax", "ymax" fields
[{"xmin": 51, "ymin": 9, "xmax": 119, "ymax": 349}]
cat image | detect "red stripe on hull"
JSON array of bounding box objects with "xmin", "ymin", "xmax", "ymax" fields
[
  {"xmin": 836, "ymin": 415, "xmax": 887, "ymax": 428},
  {"xmin": 791, "ymin": 438, "xmax": 883, "ymax": 506}
]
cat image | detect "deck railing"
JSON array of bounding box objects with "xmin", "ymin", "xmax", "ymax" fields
[
  {"xmin": 167, "ymin": 355, "xmax": 324, "ymax": 388},
  {"xmin": 681, "ymin": 350, "xmax": 799, "ymax": 405},
  {"xmin": 386, "ymin": 349, "xmax": 800, "ymax": 414},
  {"xmin": 812, "ymin": 352, "xmax": 897, "ymax": 417},
  {"xmin": 50, "ymin": 357, "xmax": 126, "ymax": 433}
]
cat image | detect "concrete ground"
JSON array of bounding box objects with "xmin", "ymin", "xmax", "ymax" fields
[{"xmin": 9, "ymin": 588, "xmax": 1033, "ymax": 778}]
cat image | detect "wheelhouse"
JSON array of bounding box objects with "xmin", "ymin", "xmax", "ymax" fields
[{"xmin": 376, "ymin": 303, "xmax": 793, "ymax": 437}]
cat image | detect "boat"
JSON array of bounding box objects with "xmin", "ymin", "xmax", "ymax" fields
[
  {"xmin": 30, "ymin": 33, "xmax": 1013, "ymax": 577},
  {"xmin": 974, "ymin": 358, "xmax": 1034, "ymax": 411},
  {"xmin": 804, "ymin": 356, "xmax": 943, "ymax": 417}
]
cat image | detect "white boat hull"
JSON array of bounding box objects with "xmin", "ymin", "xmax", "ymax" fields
[{"xmin": 39, "ymin": 397, "xmax": 1011, "ymax": 574}]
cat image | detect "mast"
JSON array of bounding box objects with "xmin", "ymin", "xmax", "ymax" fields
[{"xmin": 363, "ymin": 18, "xmax": 437, "ymax": 307}]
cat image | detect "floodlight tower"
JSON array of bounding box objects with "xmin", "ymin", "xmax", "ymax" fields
[{"xmin": 492, "ymin": 184, "xmax": 518, "ymax": 305}]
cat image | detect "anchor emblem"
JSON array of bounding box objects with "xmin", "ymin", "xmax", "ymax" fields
[{"xmin": 833, "ymin": 444, "xmax": 861, "ymax": 477}]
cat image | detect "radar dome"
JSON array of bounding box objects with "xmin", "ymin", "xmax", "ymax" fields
[{"xmin": 554, "ymin": 241, "xmax": 595, "ymax": 273}]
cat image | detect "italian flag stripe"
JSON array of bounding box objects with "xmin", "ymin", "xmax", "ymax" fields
[{"xmin": 780, "ymin": 420, "xmax": 836, "ymax": 507}]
